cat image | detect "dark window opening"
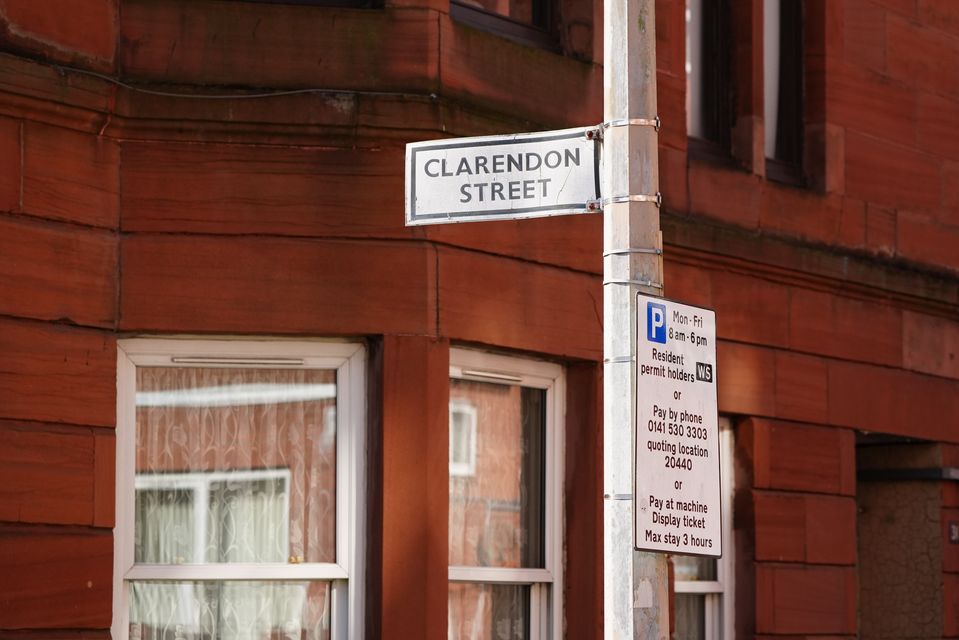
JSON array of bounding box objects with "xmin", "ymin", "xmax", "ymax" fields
[
  {"xmin": 687, "ymin": 0, "xmax": 735, "ymax": 162},
  {"xmin": 765, "ymin": 0, "xmax": 804, "ymax": 184}
]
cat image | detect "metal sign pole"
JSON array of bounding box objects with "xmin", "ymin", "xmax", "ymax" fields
[{"xmin": 602, "ymin": 0, "xmax": 668, "ymax": 637}]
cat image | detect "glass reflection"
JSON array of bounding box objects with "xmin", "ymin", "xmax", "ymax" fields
[
  {"xmin": 448, "ymin": 583, "xmax": 530, "ymax": 640},
  {"xmin": 448, "ymin": 379, "xmax": 546, "ymax": 569},
  {"xmin": 673, "ymin": 555, "xmax": 717, "ymax": 582},
  {"xmin": 129, "ymin": 581, "xmax": 331, "ymax": 640},
  {"xmin": 674, "ymin": 593, "xmax": 706, "ymax": 640},
  {"xmin": 135, "ymin": 367, "xmax": 337, "ymax": 565}
]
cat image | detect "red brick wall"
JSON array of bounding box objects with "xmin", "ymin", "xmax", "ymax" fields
[
  {"xmin": 0, "ymin": 119, "xmax": 117, "ymax": 634},
  {"xmin": 0, "ymin": 0, "xmax": 957, "ymax": 638},
  {"xmin": 840, "ymin": 1, "xmax": 959, "ymax": 271},
  {"xmin": 0, "ymin": 0, "xmax": 117, "ymax": 71},
  {"xmin": 738, "ymin": 418, "xmax": 857, "ymax": 637},
  {"xmin": 657, "ymin": 0, "xmax": 959, "ymax": 273},
  {"xmin": 0, "ymin": 30, "xmax": 119, "ymax": 627}
]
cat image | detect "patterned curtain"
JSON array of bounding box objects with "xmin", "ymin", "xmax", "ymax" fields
[{"xmin": 130, "ymin": 367, "xmax": 336, "ymax": 640}]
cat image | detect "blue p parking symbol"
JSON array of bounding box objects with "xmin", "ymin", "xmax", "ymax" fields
[{"xmin": 647, "ymin": 302, "xmax": 667, "ymax": 344}]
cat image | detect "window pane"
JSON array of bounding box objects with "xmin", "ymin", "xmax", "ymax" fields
[
  {"xmin": 129, "ymin": 580, "xmax": 331, "ymax": 640},
  {"xmin": 674, "ymin": 593, "xmax": 706, "ymax": 640},
  {"xmin": 448, "ymin": 583, "xmax": 530, "ymax": 640},
  {"xmin": 135, "ymin": 367, "xmax": 337, "ymax": 564},
  {"xmin": 136, "ymin": 488, "xmax": 195, "ymax": 564},
  {"xmin": 206, "ymin": 478, "xmax": 289, "ymax": 563},
  {"xmin": 673, "ymin": 555, "xmax": 717, "ymax": 582},
  {"xmin": 454, "ymin": 0, "xmax": 546, "ymax": 29},
  {"xmin": 686, "ymin": 0, "xmax": 732, "ymax": 148},
  {"xmin": 449, "ymin": 379, "xmax": 546, "ymax": 568},
  {"xmin": 774, "ymin": 0, "xmax": 803, "ymax": 165}
]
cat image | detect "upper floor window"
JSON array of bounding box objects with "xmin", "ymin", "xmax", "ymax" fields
[
  {"xmin": 232, "ymin": 0, "xmax": 378, "ymax": 7},
  {"xmin": 448, "ymin": 349, "xmax": 565, "ymax": 639},
  {"xmin": 763, "ymin": 0, "xmax": 804, "ymax": 183},
  {"xmin": 114, "ymin": 339, "xmax": 366, "ymax": 640},
  {"xmin": 687, "ymin": 0, "xmax": 734, "ymax": 157},
  {"xmin": 451, "ymin": 0, "xmax": 556, "ymax": 50},
  {"xmin": 673, "ymin": 419, "xmax": 735, "ymax": 640}
]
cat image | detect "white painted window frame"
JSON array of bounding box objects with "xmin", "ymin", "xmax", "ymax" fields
[
  {"xmin": 673, "ymin": 417, "xmax": 735, "ymax": 640},
  {"xmin": 448, "ymin": 348, "xmax": 565, "ymax": 640},
  {"xmin": 113, "ymin": 338, "xmax": 366, "ymax": 640},
  {"xmin": 449, "ymin": 400, "xmax": 478, "ymax": 477}
]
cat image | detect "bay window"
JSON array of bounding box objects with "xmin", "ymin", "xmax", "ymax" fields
[
  {"xmin": 448, "ymin": 349, "xmax": 564, "ymax": 640},
  {"xmin": 114, "ymin": 339, "xmax": 365, "ymax": 640}
]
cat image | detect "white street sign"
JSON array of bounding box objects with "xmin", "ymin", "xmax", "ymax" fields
[
  {"xmin": 405, "ymin": 126, "xmax": 599, "ymax": 225},
  {"xmin": 635, "ymin": 294, "xmax": 722, "ymax": 557}
]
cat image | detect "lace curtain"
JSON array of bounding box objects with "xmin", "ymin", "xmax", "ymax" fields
[{"xmin": 130, "ymin": 367, "xmax": 336, "ymax": 640}]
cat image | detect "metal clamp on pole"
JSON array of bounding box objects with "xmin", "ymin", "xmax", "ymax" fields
[
  {"xmin": 604, "ymin": 493, "xmax": 634, "ymax": 501},
  {"xmin": 584, "ymin": 116, "xmax": 661, "ymax": 140},
  {"xmin": 605, "ymin": 116, "xmax": 661, "ymax": 132},
  {"xmin": 603, "ymin": 278, "xmax": 664, "ymax": 289},
  {"xmin": 603, "ymin": 247, "xmax": 663, "ymax": 257},
  {"xmin": 605, "ymin": 193, "xmax": 662, "ymax": 207},
  {"xmin": 586, "ymin": 193, "xmax": 662, "ymax": 212}
]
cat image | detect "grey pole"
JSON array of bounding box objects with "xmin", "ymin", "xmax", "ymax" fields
[{"xmin": 602, "ymin": 0, "xmax": 669, "ymax": 638}]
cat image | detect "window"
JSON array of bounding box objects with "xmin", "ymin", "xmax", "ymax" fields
[
  {"xmin": 687, "ymin": 0, "xmax": 734, "ymax": 157},
  {"xmin": 673, "ymin": 419, "xmax": 734, "ymax": 640},
  {"xmin": 450, "ymin": 401, "xmax": 478, "ymax": 477},
  {"xmin": 114, "ymin": 339, "xmax": 366, "ymax": 640},
  {"xmin": 451, "ymin": 0, "xmax": 556, "ymax": 51},
  {"xmin": 763, "ymin": 0, "xmax": 804, "ymax": 183},
  {"xmin": 448, "ymin": 349, "xmax": 564, "ymax": 639},
  {"xmin": 231, "ymin": 0, "xmax": 378, "ymax": 7}
]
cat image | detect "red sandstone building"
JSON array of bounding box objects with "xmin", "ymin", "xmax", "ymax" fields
[{"xmin": 1, "ymin": 0, "xmax": 958, "ymax": 638}]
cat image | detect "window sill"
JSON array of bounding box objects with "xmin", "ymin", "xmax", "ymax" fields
[
  {"xmin": 688, "ymin": 137, "xmax": 743, "ymax": 172},
  {"xmin": 765, "ymin": 157, "xmax": 805, "ymax": 188}
]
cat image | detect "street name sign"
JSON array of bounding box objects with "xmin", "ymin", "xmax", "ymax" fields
[
  {"xmin": 405, "ymin": 126, "xmax": 599, "ymax": 226},
  {"xmin": 635, "ymin": 294, "xmax": 722, "ymax": 557}
]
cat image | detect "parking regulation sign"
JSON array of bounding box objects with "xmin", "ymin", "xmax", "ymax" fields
[{"xmin": 635, "ymin": 294, "xmax": 721, "ymax": 557}]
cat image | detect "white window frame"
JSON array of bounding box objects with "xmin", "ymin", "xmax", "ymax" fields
[
  {"xmin": 673, "ymin": 417, "xmax": 735, "ymax": 640},
  {"xmin": 113, "ymin": 338, "xmax": 366, "ymax": 640},
  {"xmin": 449, "ymin": 400, "xmax": 478, "ymax": 477},
  {"xmin": 448, "ymin": 348, "xmax": 565, "ymax": 639}
]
